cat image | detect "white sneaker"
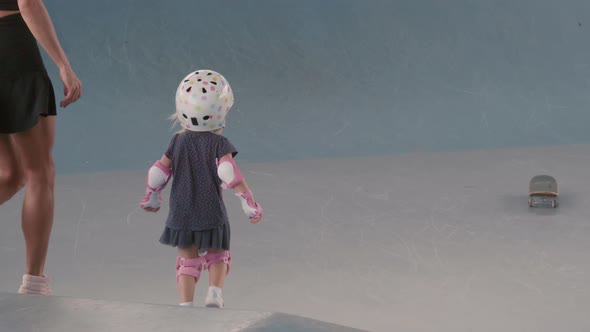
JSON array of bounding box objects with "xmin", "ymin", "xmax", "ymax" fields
[
  {"xmin": 18, "ymin": 274, "xmax": 52, "ymax": 295},
  {"xmin": 205, "ymin": 286, "xmax": 224, "ymax": 308}
]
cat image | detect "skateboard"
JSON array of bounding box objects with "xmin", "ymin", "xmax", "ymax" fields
[{"xmin": 528, "ymin": 175, "xmax": 558, "ymax": 208}]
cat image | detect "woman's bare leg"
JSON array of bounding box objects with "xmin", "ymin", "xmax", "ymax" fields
[
  {"xmin": 11, "ymin": 117, "xmax": 56, "ymax": 277},
  {"xmin": 0, "ymin": 134, "xmax": 25, "ymax": 205}
]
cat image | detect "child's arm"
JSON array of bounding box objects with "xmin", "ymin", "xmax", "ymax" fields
[
  {"xmin": 140, "ymin": 155, "xmax": 173, "ymax": 213},
  {"xmin": 217, "ymin": 154, "xmax": 263, "ymax": 224}
]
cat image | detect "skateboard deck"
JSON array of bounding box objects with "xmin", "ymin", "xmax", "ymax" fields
[{"xmin": 528, "ymin": 174, "xmax": 558, "ymax": 208}]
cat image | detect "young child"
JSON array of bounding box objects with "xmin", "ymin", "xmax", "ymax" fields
[{"xmin": 140, "ymin": 70, "xmax": 263, "ymax": 308}]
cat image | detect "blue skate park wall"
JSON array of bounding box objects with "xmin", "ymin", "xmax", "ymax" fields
[{"xmin": 44, "ymin": 0, "xmax": 590, "ymax": 174}]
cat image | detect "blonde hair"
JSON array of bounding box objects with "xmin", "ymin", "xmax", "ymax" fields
[{"xmin": 168, "ymin": 112, "xmax": 187, "ymax": 134}]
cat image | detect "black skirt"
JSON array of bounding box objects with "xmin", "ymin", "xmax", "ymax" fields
[{"xmin": 0, "ymin": 13, "xmax": 56, "ymax": 134}]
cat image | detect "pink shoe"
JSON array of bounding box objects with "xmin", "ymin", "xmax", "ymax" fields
[{"xmin": 17, "ymin": 274, "xmax": 52, "ymax": 296}]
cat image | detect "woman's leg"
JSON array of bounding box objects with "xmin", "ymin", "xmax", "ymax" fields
[
  {"xmin": 0, "ymin": 134, "xmax": 25, "ymax": 205},
  {"xmin": 11, "ymin": 117, "xmax": 55, "ymax": 278}
]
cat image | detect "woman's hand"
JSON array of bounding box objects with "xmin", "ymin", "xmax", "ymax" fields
[{"xmin": 59, "ymin": 66, "xmax": 81, "ymax": 108}]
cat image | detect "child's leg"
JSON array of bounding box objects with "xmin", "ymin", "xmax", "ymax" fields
[
  {"xmin": 204, "ymin": 250, "xmax": 231, "ymax": 308},
  {"xmin": 176, "ymin": 246, "xmax": 204, "ymax": 306},
  {"xmin": 208, "ymin": 253, "xmax": 228, "ymax": 288}
]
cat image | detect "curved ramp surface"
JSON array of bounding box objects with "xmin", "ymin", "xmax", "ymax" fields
[{"xmin": 0, "ymin": 292, "xmax": 365, "ymax": 332}]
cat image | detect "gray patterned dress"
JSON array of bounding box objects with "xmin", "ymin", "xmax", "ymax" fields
[{"xmin": 159, "ymin": 131, "xmax": 238, "ymax": 250}]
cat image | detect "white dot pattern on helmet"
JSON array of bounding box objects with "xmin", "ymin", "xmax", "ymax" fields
[{"xmin": 175, "ymin": 70, "xmax": 234, "ymax": 132}]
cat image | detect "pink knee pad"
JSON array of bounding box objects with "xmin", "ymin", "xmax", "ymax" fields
[
  {"xmin": 204, "ymin": 250, "xmax": 232, "ymax": 275},
  {"xmin": 216, "ymin": 156, "xmax": 243, "ymax": 189},
  {"xmin": 176, "ymin": 256, "xmax": 206, "ymax": 282}
]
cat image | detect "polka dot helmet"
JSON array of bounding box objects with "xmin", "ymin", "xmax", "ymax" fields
[{"xmin": 175, "ymin": 70, "xmax": 234, "ymax": 132}]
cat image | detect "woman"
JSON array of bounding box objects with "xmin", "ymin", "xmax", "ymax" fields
[{"xmin": 0, "ymin": 0, "xmax": 82, "ymax": 295}]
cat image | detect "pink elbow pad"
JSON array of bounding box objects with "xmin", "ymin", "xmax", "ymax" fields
[
  {"xmin": 147, "ymin": 160, "xmax": 172, "ymax": 192},
  {"xmin": 140, "ymin": 160, "xmax": 172, "ymax": 211},
  {"xmin": 217, "ymin": 155, "xmax": 243, "ymax": 189}
]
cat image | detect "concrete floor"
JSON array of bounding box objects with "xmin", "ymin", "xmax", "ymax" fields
[{"xmin": 1, "ymin": 144, "xmax": 590, "ymax": 331}]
